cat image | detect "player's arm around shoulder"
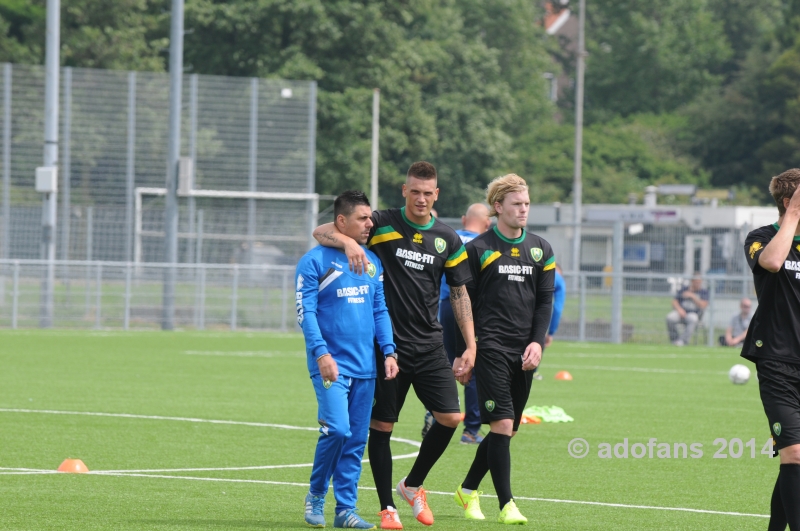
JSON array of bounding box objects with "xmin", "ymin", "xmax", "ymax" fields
[
  {"xmin": 312, "ymin": 215, "xmax": 377, "ymax": 275},
  {"xmin": 368, "ymin": 252, "xmax": 398, "ymax": 380}
]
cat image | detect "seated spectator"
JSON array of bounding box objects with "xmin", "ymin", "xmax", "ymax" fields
[
  {"xmin": 719, "ymin": 298, "xmax": 753, "ymax": 347},
  {"xmin": 666, "ymin": 273, "xmax": 709, "ymax": 346}
]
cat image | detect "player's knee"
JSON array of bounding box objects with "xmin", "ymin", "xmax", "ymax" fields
[
  {"xmin": 432, "ymin": 411, "xmax": 461, "ymax": 428},
  {"xmin": 666, "ymin": 312, "xmax": 679, "ymax": 324},
  {"xmin": 323, "ymin": 423, "xmax": 350, "ymax": 443},
  {"xmin": 780, "ymin": 443, "xmax": 800, "ymax": 464},
  {"xmin": 686, "ymin": 313, "xmax": 699, "ymax": 323},
  {"xmin": 489, "ymin": 419, "xmax": 514, "ymax": 436},
  {"xmin": 370, "ymin": 419, "xmax": 394, "ymax": 432}
]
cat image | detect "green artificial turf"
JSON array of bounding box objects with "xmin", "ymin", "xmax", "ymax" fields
[{"xmin": 0, "ymin": 331, "xmax": 776, "ymax": 530}]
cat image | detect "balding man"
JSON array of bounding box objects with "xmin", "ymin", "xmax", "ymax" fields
[{"xmin": 423, "ymin": 203, "xmax": 492, "ymax": 444}]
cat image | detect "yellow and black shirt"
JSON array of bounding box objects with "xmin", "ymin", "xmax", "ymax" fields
[
  {"xmin": 742, "ymin": 223, "xmax": 800, "ymax": 364},
  {"xmin": 465, "ymin": 226, "xmax": 556, "ymax": 355},
  {"xmin": 367, "ymin": 207, "xmax": 471, "ymax": 352}
]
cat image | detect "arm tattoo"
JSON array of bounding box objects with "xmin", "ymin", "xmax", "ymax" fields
[
  {"xmin": 319, "ymin": 230, "xmax": 337, "ymax": 243},
  {"xmin": 450, "ymin": 285, "xmax": 473, "ymax": 325}
]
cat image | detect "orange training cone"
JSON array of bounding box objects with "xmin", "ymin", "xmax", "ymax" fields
[
  {"xmin": 554, "ymin": 370, "xmax": 573, "ymax": 381},
  {"xmin": 57, "ymin": 459, "xmax": 89, "ymax": 473}
]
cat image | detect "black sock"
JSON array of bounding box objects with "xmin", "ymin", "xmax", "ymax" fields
[
  {"xmin": 780, "ymin": 464, "xmax": 800, "ymax": 530},
  {"xmin": 486, "ymin": 432, "xmax": 513, "ymax": 509},
  {"xmin": 462, "ymin": 435, "xmax": 490, "ymax": 491},
  {"xmin": 405, "ymin": 422, "xmax": 457, "ymax": 488},
  {"xmin": 770, "ymin": 471, "xmax": 788, "ymax": 531},
  {"xmin": 369, "ymin": 428, "xmax": 395, "ymax": 510}
]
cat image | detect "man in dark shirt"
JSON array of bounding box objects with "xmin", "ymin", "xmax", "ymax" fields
[
  {"xmin": 452, "ymin": 174, "xmax": 554, "ymax": 525},
  {"xmin": 666, "ymin": 274, "xmax": 709, "ymax": 346},
  {"xmin": 742, "ymin": 168, "xmax": 800, "ymax": 531},
  {"xmin": 312, "ymin": 161, "xmax": 477, "ymax": 529}
]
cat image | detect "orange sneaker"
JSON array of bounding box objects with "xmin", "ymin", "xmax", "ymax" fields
[
  {"xmin": 378, "ymin": 506, "xmax": 403, "ymax": 530},
  {"xmin": 396, "ymin": 478, "xmax": 434, "ymax": 526}
]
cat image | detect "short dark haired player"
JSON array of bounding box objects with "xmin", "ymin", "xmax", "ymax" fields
[
  {"xmin": 453, "ymin": 174, "xmax": 555, "ymax": 525},
  {"xmin": 312, "ymin": 161, "xmax": 477, "ymax": 529},
  {"xmin": 743, "ymin": 168, "xmax": 800, "ymax": 531}
]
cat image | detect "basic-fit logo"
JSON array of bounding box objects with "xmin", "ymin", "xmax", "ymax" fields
[
  {"xmin": 413, "ymin": 233, "xmax": 423, "ymax": 244},
  {"xmin": 510, "ymin": 247, "xmax": 520, "ymax": 257},
  {"xmin": 749, "ymin": 241, "xmax": 763, "ymax": 259},
  {"xmin": 435, "ymin": 238, "xmax": 447, "ymax": 254},
  {"xmin": 485, "ymin": 400, "xmax": 495, "ymax": 412},
  {"xmin": 774, "ymin": 423, "xmax": 782, "ymax": 436},
  {"xmin": 366, "ymin": 263, "xmax": 377, "ymax": 278},
  {"xmin": 531, "ymin": 248, "xmax": 543, "ymax": 262}
]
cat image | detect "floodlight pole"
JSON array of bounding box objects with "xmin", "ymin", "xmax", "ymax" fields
[
  {"xmin": 40, "ymin": 0, "xmax": 60, "ymax": 328},
  {"xmin": 571, "ymin": 0, "xmax": 586, "ymax": 282},
  {"xmin": 370, "ymin": 89, "xmax": 380, "ymax": 209},
  {"xmin": 162, "ymin": 0, "xmax": 183, "ymax": 330}
]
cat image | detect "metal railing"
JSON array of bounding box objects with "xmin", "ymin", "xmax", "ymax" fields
[
  {"xmin": 0, "ymin": 259, "xmax": 296, "ymax": 331},
  {"xmin": 0, "ymin": 260, "xmax": 754, "ymax": 347}
]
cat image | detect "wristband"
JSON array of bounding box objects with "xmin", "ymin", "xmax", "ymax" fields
[
  {"xmin": 384, "ymin": 353, "xmax": 398, "ymax": 360},
  {"xmin": 316, "ymin": 353, "xmax": 331, "ymax": 362}
]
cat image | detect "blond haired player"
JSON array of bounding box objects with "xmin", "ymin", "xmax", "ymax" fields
[{"xmin": 452, "ymin": 174, "xmax": 555, "ymax": 525}]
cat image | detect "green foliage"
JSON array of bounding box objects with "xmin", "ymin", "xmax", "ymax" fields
[
  {"xmin": 518, "ymin": 115, "xmax": 708, "ymax": 204},
  {"xmin": 2, "ymin": 0, "xmax": 796, "ymax": 208},
  {"xmin": 584, "ymin": 0, "xmax": 731, "ymax": 119},
  {"xmin": 182, "ymin": 0, "xmax": 553, "ymax": 215}
]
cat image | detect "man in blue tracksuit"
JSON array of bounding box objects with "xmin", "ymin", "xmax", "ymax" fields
[{"xmin": 297, "ymin": 190, "xmax": 399, "ymax": 530}]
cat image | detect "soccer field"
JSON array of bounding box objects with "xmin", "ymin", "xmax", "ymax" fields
[{"xmin": 0, "ymin": 331, "xmax": 775, "ymax": 530}]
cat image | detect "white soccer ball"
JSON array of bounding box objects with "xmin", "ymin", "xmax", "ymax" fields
[{"xmin": 729, "ymin": 364, "xmax": 751, "ymax": 385}]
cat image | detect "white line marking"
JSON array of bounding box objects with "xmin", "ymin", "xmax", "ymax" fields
[
  {"xmin": 184, "ymin": 351, "xmax": 305, "ymax": 358},
  {"xmin": 555, "ymin": 353, "xmax": 731, "ymax": 359},
  {"xmin": 0, "ymin": 409, "xmax": 421, "ymax": 473},
  {"xmin": 28, "ymin": 472, "xmax": 765, "ymax": 519},
  {"xmin": 0, "ymin": 408, "xmax": 319, "ymax": 431},
  {"xmin": 551, "ymin": 365, "xmax": 727, "ymax": 375}
]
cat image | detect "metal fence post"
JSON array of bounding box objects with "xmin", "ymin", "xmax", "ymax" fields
[
  {"xmin": 125, "ymin": 71, "xmax": 136, "ymax": 263},
  {"xmin": 61, "ymin": 67, "xmax": 72, "ymax": 264},
  {"xmin": 186, "ymin": 74, "xmax": 198, "ymax": 264},
  {"xmin": 86, "ymin": 207, "xmax": 94, "ymax": 317},
  {"xmin": 198, "ymin": 264, "xmax": 206, "ymax": 330},
  {"xmin": 611, "ymin": 220, "xmax": 624, "ymax": 343},
  {"xmin": 11, "ymin": 259, "xmax": 18, "ymax": 328},
  {"xmin": 85, "ymin": 207, "xmax": 93, "ymax": 317},
  {"xmin": 307, "ymin": 81, "xmax": 318, "ymax": 250},
  {"xmin": 281, "ymin": 269, "xmax": 288, "ymax": 332},
  {"xmin": 579, "ymin": 274, "xmax": 586, "ymax": 341},
  {"xmin": 230, "ymin": 264, "xmax": 239, "ymax": 330},
  {"xmin": 95, "ymin": 262, "xmax": 102, "ymax": 329},
  {"xmin": 248, "ymin": 78, "xmax": 258, "ymax": 260},
  {"xmin": 124, "ymin": 263, "xmax": 132, "ymax": 330},
  {"xmin": 196, "ymin": 209, "xmax": 203, "ymax": 264},
  {"xmin": 2, "ymin": 63, "xmax": 10, "ymax": 263}
]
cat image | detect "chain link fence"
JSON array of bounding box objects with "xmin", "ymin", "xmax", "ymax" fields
[
  {"xmin": 0, "ymin": 259, "xmax": 296, "ymax": 331},
  {"xmin": 0, "ymin": 63, "xmax": 320, "ymax": 266}
]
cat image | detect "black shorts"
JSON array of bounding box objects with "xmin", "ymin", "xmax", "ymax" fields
[
  {"xmin": 475, "ymin": 348, "xmax": 533, "ymax": 431},
  {"xmin": 757, "ymin": 359, "xmax": 800, "ymax": 450},
  {"xmin": 372, "ymin": 343, "xmax": 461, "ymax": 423}
]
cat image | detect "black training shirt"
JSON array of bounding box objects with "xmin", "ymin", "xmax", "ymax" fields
[
  {"xmin": 465, "ymin": 226, "xmax": 556, "ymax": 355},
  {"xmin": 741, "ymin": 223, "xmax": 800, "ymax": 364},
  {"xmin": 367, "ymin": 207, "xmax": 471, "ymax": 352}
]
